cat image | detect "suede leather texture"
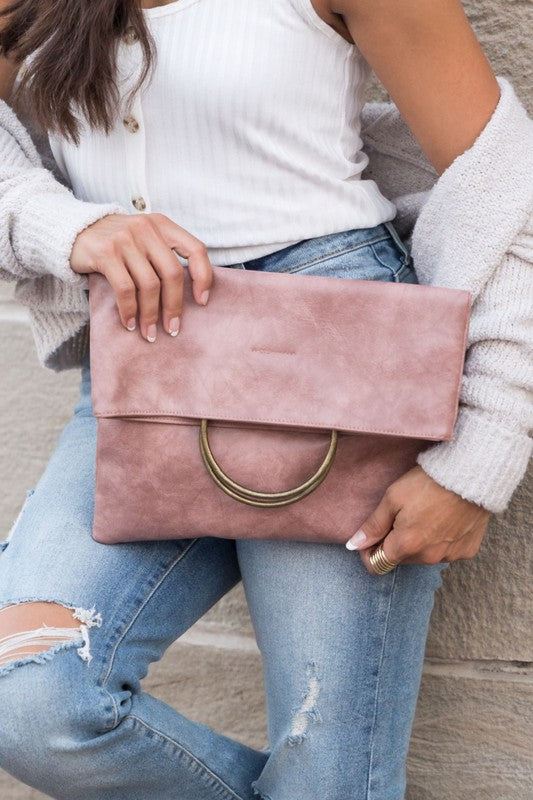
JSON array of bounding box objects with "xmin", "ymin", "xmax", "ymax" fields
[{"xmin": 88, "ymin": 266, "xmax": 471, "ymax": 544}]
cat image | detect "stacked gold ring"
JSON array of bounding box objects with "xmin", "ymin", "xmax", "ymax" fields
[{"xmin": 369, "ymin": 543, "xmax": 398, "ymax": 575}]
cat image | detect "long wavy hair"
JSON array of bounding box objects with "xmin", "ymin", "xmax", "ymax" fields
[{"xmin": 0, "ymin": 0, "xmax": 155, "ymax": 144}]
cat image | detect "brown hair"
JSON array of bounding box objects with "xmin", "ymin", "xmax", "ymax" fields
[{"xmin": 0, "ymin": 0, "xmax": 156, "ymax": 145}]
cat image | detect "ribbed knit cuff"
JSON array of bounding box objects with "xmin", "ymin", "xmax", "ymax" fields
[
  {"xmin": 417, "ymin": 407, "xmax": 532, "ymax": 513},
  {"xmin": 14, "ymin": 182, "xmax": 128, "ymax": 288}
]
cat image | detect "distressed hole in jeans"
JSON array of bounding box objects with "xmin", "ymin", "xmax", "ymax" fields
[
  {"xmin": 0, "ymin": 601, "xmax": 102, "ymax": 675},
  {"xmin": 285, "ymin": 660, "xmax": 322, "ymax": 746}
]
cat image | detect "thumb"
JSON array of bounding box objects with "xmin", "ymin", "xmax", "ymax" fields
[{"xmin": 345, "ymin": 492, "xmax": 397, "ymax": 551}]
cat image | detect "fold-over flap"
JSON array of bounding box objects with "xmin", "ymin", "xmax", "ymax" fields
[{"xmin": 88, "ymin": 266, "xmax": 471, "ymax": 441}]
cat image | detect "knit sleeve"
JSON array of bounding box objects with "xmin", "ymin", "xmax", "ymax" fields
[
  {"xmin": 416, "ymin": 211, "xmax": 533, "ymax": 512},
  {"xmin": 0, "ymin": 99, "xmax": 128, "ymax": 289},
  {"xmin": 409, "ymin": 77, "xmax": 533, "ymax": 512}
]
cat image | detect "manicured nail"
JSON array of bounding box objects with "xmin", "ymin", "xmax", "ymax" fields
[
  {"xmin": 126, "ymin": 318, "xmax": 136, "ymax": 331},
  {"xmin": 346, "ymin": 530, "xmax": 367, "ymax": 551},
  {"xmin": 168, "ymin": 316, "xmax": 180, "ymax": 336},
  {"xmin": 200, "ymin": 289, "xmax": 210, "ymax": 305},
  {"xmin": 146, "ymin": 323, "xmax": 157, "ymax": 342}
]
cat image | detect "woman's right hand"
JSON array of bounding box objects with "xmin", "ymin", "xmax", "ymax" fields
[{"xmin": 69, "ymin": 212, "xmax": 214, "ymax": 342}]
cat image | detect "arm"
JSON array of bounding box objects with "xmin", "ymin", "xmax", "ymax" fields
[
  {"xmin": 0, "ymin": 7, "xmax": 214, "ymax": 347},
  {"xmin": 417, "ymin": 216, "xmax": 533, "ymax": 511},
  {"xmin": 335, "ymin": 0, "xmax": 532, "ymax": 571},
  {"xmin": 349, "ymin": 209, "xmax": 532, "ymax": 572},
  {"xmin": 0, "ymin": 97, "xmax": 127, "ymax": 288},
  {"xmin": 360, "ymin": 84, "xmax": 533, "ymax": 517},
  {"xmin": 332, "ymin": 0, "xmax": 500, "ymax": 174},
  {"xmin": 0, "ymin": 17, "xmax": 127, "ymax": 286}
]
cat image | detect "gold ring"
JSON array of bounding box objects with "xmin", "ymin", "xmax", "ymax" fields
[{"xmin": 369, "ymin": 543, "xmax": 398, "ymax": 575}]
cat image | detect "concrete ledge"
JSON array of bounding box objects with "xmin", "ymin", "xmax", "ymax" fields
[{"xmin": 407, "ymin": 670, "xmax": 533, "ymax": 800}]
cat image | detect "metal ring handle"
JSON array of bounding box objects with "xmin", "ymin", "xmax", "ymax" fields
[{"xmin": 199, "ymin": 419, "xmax": 338, "ymax": 508}]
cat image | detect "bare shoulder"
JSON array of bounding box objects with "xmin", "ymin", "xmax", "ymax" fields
[
  {"xmin": 308, "ymin": 0, "xmax": 355, "ymax": 44},
  {"xmin": 325, "ymin": 0, "xmax": 501, "ymax": 174}
]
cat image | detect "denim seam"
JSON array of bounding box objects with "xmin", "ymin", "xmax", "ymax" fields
[
  {"xmin": 394, "ymin": 261, "xmax": 415, "ymax": 283},
  {"xmin": 98, "ymin": 538, "xmax": 200, "ymax": 689},
  {"xmin": 365, "ymin": 568, "xmax": 399, "ymax": 800},
  {"xmin": 277, "ymin": 234, "xmax": 392, "ymax": 274},
  {"xmin": 368, "ymin": 242, "xmax": 399, "ymax": 276},
  {"xmin": 104, "ymin": 684, "xmax": 121, "ymax": 731},
  {"xmin": 383, "ymin": 220, "xmax": 412, "ymax": 265},
  {"xmin": 370, "ymin": 237, "xmax": 412, "ymax": 278},
  {"xmin": 127, "ymin": 714, "xmax": 247, "ymax": 800}
]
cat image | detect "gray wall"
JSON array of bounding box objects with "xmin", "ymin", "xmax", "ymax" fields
[{"xmin": 1, "ymin": 2, "xmax": 531, "ymax": 797}]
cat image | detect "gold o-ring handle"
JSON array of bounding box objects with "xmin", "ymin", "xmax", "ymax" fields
[{"xmin": 199, "ymin": 419, "xmax": 338, "ymax": 508}]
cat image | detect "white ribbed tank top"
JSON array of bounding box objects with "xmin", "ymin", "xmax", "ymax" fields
[{"xmin": 47, "ymin": 0, "xmax": 397, "ymax": 265}]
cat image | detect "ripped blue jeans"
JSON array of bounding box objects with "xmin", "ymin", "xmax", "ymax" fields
[{"xmin": 0, "ymin": 221, "xmax": 449, "ymax": 800}]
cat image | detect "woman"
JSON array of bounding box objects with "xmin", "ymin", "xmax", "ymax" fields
[{"xmin": 0, "ymin": 1, "xmax": 528, "ymax": 798}]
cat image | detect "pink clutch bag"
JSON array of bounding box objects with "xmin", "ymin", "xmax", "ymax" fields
[{"xmin": 88, "ymin": 267, "xmax": 471, "ymax": 545}]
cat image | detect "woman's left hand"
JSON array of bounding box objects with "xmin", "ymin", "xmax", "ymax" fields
[{"xmin": 345, "ymin": 466, "xmax": 491, "ymax": 575}]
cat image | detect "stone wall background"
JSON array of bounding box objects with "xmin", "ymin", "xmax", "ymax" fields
[{"xmin": 1, "ymin": 2, "xmax": 531, "ymax": 798}]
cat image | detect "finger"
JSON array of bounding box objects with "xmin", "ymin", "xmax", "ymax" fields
[
  {"xmin": 359, "ymin": 536, "xmax": 400, "ymax": 576},
  {"xmin": 377, "ymin": 526, "xmax": 411, "ymax": 565},
  {"xmin": 151, "ymin": 214, "xmax": 213, "ymax": 306},
  {"xmin": 186, "ymin": 240, "xmax": 214, "ymax": 306},
  {"xmin": 121, "ymin": 215, "xmax": 183, "ymax": 337},
  {"xmin": 379, "ymin": 526, "xmax": 446, "ymax": 566},
  {"xmin": 345, "ymin": 489, "xmax": 397, "ymax": 552},
  {"xmin": 100, "ymin": 258, "xmax": 138, "ymax": 331},
  {"xmin": 397, "ymin": 532, "xmax": 480, "ymax": 565},
  {"xmin": 122, "ymin": 249, "xmax": 161, "ymax": 342},
  {"xmin": 145, "ymin": 239, "xmax": 185, "ymax": 336}
]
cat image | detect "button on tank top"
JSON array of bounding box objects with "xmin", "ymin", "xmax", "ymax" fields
[{"xmin": 47, "ymin": 0, "xmax": 397, "ymax": 265}]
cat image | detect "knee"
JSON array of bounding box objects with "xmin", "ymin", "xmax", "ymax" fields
[{"xmin": 0, "ymin": 602, "xmax": 109, "ymax": 789}]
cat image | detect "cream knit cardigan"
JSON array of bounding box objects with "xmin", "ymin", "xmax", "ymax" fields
[{"xmin": 0, "ymin": 77, "xmax": 531, "ymax": 514}]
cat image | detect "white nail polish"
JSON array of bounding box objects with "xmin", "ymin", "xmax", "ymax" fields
[
  {"xmin": 346, "ymin": 530, "xmax": 367, "ymax": 550},
  {"xmin": 168, "ymin": 316, "xmax": 180, "ymax": 336},
  {"xmin": 346, "ymin": 540, "xmax": 358, "ymax": 551}
]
